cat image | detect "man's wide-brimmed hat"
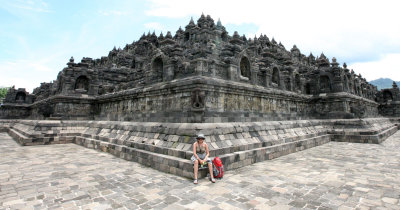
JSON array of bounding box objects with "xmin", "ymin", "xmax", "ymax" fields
[{"xmin": 196, "ymin": 134, "xmax": 205, "ymax": 139}]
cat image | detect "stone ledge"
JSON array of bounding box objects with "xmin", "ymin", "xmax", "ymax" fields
[
  {"xmin": 331, "ymin": 125, "xmax": 398, "ymax": 144},
  {"xmin": 1, "ymin": 118, "xmax": 398, "ymax": 178},
  {"xmin": 73, "ymin": 133, "xmax": 331, "ymax": 178},
  {"xmin": 8, "ymin": 128, "xmax": 32, "ymax": 145}
]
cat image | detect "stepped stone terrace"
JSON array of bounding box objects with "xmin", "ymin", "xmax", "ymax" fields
[{"xmin": 1, "ymin": 15, "xmax": 400, "ymax": 178}]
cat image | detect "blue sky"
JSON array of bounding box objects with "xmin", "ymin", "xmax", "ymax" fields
[{"xmin": 1, "ymin": 0, "xmax": 400, "ymax": 92}]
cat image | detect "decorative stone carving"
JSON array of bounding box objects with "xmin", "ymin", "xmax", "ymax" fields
[{"xmin": 191, "ymin": 88, "xmax": 205, "ymax": 110}]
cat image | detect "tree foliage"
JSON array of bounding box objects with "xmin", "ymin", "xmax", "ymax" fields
[{"xmin": 0, "ymin": 87, "xmax": 10, "ymax": 100}]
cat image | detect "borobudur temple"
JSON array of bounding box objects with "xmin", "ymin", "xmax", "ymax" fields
[{"xmin": 1, "ymin": 15, "xmax": 399, "ymax": 178}]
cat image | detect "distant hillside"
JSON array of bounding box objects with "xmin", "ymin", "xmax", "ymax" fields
[{"xmin": 369, "ymin": 78, "xmax": 400, "ymax": 90}]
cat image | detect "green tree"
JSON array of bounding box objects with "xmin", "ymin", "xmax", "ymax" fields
[{"xmin": 0, "ymin": 87, "xmax": 10, "ymax": 102}]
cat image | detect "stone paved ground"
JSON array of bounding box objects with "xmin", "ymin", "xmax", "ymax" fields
[{"xmin": 1, "ymin": 132, "xmax": 400, "ymax": 210}]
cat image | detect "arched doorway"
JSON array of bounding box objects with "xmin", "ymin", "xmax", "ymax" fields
[
  {"xmin": 75, "ymin": 76, "xmax": 89, "ymax": 91},
  {"xmin": 295, "ymin": 74, "xmax": 301, "ymax": 91},
  {"xmin": 15, "ymin": 92, "xmax": 26, "ymax": 103},
  {"xmin": 272, "ymin": 68, "xmax": 279, "ymax": 86},
  {"xmin": 240, "ymin": 57, "xmax": 251, "ymax": 79},
  {"xmin": 305, "ymin": 83, "xmax": 311, "ymax": 94},
  {"xmin": 319, "ymin": 75, "xmax": 331, "ymax": 93},
  {"xmin": 285, "ymin": 78, "xmax": 291, "ymax": 91},
  {"xmin": 152, "ymin": 57, "xmax": 163, "ymax": 82},
  {"xmin": 383, "ymin": 90, "xmax": 393, "ymax": 102}
]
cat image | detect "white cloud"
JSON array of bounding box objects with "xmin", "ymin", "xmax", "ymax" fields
[
  {"xmin": 0, "ymin": 76, "xmax": 38, "ymax": 93},
  {"xmin": 3, "ymin": 0, "xmax": 53, "ymax": 13},
  {"xmin": 0, "ymin": 18, "xmax": 116, "ymax": 93},
  {"xmin": 0, "ymin": 59, "xmax": 61, "ymax": 92},
  {"xmin": 0, "ymin": 31, "xmax": 100, "ymax": 93},
  {"xmin": 145, "ymin": 0, "xmax": 400, "ymax": 81},
  {"xmin": 348, "ymin": 53, "xmax": 400, "ymax": 81},
  {"xmin": 0, "ymin": 35, "xmax": 113, "ymax": 93}
]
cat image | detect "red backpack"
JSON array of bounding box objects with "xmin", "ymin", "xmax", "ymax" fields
[{"xmin": 212, "ymin": 157, "xmax": 224, "ymax": 179}]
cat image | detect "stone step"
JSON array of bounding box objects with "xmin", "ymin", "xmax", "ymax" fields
[
  {"xmin": 74, "ymin": 136, "xmax": 195, "ymax": 178},
  {"xmin": 77, "ymin": 129, "xmax": 328, "ymax": 162},
  {"xmin": 10, "ymin": 125, "xmax": 79, "ymax": 145},
  {"xmin": 8, "ymin": 128, "xmax": 32, "ymax": 145},
  {"xmin": 331, "ymin": 125, "xmax": 398, "ymax": 144},
  {"xmin": 47, "ymin": 117, "xmax": 62, "ymax": 120},
  {"xmin": 74, "ymin": 133, "xmax": 331, "ymax": 179},
  {"xmin": 202, "ymin": 131, "xmax": 327, "ymax": 159},
  {"xmin": 219, "ymin": 134, "xmax": 331, "ymax": 171},
  {"xmin": 10, "ymin": 124, "xmax": 34, "ymax": 137},
  {"xmin": 79, "ymin": 133, "xmax": 192, "ymax": 160},
  {"xmin": 0, "ymin": 121, "xmax": 10, "ymax": 132},
  {"xmin": 2, "ymin": 118, "xmax": 399, "ymax": 179}
]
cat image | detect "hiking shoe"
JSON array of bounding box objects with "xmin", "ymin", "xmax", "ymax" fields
[{"xmin": 193, "ymin": 179, "xmax": 198, "ymax": 184}]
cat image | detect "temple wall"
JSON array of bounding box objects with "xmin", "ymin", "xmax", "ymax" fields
[
  {"xmin": 29, "ymin": 96, "xmax": 95, "ymax": 120},
  {"xmin": 0, "ymin": 105, "xmax": 30, "ymax": 119},
  {"xmin": 202, "ymin": 84, "xmax": 311, "ymax": 122},
  {"xmin": 95, "ymin": 91, "xmax": 193, "ymax": 122},
  {"xmin": 311, "ymin": 93, "xmax": 379, "ymax": 119},
  {"xmin": 93, "ymin": 77, "xmax": 312, "ymax": 123},
  {"xmin": 379, "ymin": 101, "xmax": 400, "ymax": 117},
  {"xmin": 94, "ymin": 78, "xmax": 196, "ymax": 122},
  {"xmin": 2, "ymin": 77, "xmax": 381, "ymax": 122}
]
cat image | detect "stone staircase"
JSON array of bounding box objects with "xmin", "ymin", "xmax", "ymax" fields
[
  {"xmin": 0, "ymin": 118, "xmax": 398, "ymax": 179},
  {"xmin": 5, "ymin": 120, "xmax": 84, "ymax": 145},
  {"xmin": 329, "ymin": 118, "xmax": 399, "ymax": 143},
  {"xmin": 71, "ymin": 120, "xmax": 332, "ymax": 178}
]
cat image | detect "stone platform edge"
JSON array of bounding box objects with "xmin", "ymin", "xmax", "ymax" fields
[{"xmin": 0, "ymin": 118, "xmax": 399, "ymax": 179}]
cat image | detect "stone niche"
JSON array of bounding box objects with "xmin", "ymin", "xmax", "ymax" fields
[
  {"xmin": 74, "ymin": 75, "xmax": 89, "ymax": 93},
  {"xmin": 0, "ymin": 88, "xmax": 33, "ymax": 119},
  {"xmin": 377, "ymin": 82, "xmax": 400, "ymax": 117},
  {"xmin": 3, "ymin": 88, "xmax": 34, "ymax": 104}
]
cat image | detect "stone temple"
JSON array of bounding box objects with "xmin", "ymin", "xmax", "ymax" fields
[{"xmin": 1, "ymin": 15, "xmax": 399, "ymax": 178}]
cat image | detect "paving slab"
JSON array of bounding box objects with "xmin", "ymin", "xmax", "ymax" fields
[{"xmin": 1, "ymin": 131, "xmax": 400, "ymax": 209}]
